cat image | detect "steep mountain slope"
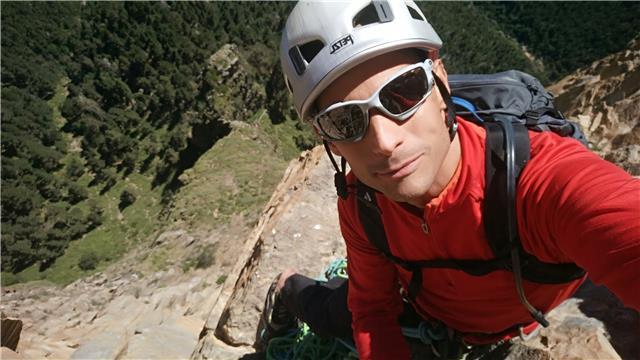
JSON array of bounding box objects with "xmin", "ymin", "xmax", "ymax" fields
[
  {"xmin": 0, "ymin": 87, "xmax": 303, "ymax": 360},
  {"xmin": 0, "ymin": 2, "xmax": 297, "ymax": 283},
  {"xmin": 2, "ymin": 4, "xmax": 638, "ymax": 360}
]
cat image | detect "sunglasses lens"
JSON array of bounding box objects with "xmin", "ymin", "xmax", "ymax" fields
[
  {"xmin": 380, "ymin": 67, "xmax": 429, "ymax": 115},
  {"xmin": 317, "ymin": 105, "xmax": 366, "ymax": 140}
]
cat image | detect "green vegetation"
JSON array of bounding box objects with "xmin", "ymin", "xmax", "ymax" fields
[
  {"xmin": 78, "ymin": 251, "xmax": 99, "ymax": 271},
  {"xmin": 1, "ymin": 2, "xmax": 637, "ymax": 285},
  {"xmin": 474, "ymin": 2, "xmax": 640, "ymax": 82},
  {"xmin": 216, "ymin": 274, "xmax": 228, "ymax": 285},
  {"xmin": 5, "ymin": 171, "xmax": 164, "ymax": 285},
  {"xmin": 182, "ymin": 243, "xmax": 219, "ymax": 273},
  {"xmin": 119, "ymin": 189, "xmax": 136, "ymax": 210},
  {"xmin": 167, "ymin": 111, "xmax": 303, "ymax": 229},
  {"xmin": 419, "ymin": 2, "xmax": 547, "ymax": 82},
  {"xmin": 149, "ymin": 248, "xmax": 170, "ymax": 273},
  {"xmin": 1, "ymin": 2, "xmax": 293, "ymax": 280}
]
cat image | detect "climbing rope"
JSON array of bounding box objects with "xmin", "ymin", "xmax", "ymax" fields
[
  {"xmin": 323, "ymin": 258, "xmax": 348, "ymax": 280},
  {"xmin": 266, "ymin": 323, "xmax": 357, "ymax": 360},
  {"xmin": 402, "ymin": 320, "xmax": 448, "ymax": 344}
]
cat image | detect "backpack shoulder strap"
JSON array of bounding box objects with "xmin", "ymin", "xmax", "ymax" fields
[
  {"xmin": 484, "ymin": 117, "xmax": 551, "ymax": 325},
  {"xmin": 355, "ymin": 181, "xmax": 423, "ymax": 300},
  {"xmin": 356, "ymin": 182, "xmax": 391, "ymax": 256},
  {"xmin": 484, "ymin": 117, "xmax": 585, "ymax": 285},
  {"xmin": 483, "ymin": 117, "xmax": 530, "ymax": 257}
]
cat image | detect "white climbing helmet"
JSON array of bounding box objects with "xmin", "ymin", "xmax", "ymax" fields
[{"xmin": 280, "ymin": 0, "xmax": 443, "ymax": 122}]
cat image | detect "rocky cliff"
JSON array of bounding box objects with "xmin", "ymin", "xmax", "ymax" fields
[
  {"xmin": 548, "ymin": 36, "xmax": 640, "ymax": 175},
  {"xmin": 192, "ymin": 147, "xmax": 344, "ymax": 358}
]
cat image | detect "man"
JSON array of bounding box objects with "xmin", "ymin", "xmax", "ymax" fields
[{"xmin": 259, "ymin": 1, "xmax": 640, "ymax": 359}]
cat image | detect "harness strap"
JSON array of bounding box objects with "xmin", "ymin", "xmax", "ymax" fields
[{"xmin": 407, "ymin": 269, "xmax": 422, "ymax": 301}]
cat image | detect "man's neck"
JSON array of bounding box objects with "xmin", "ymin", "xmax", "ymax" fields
[{"xmin": 408, "ymin": 133, "xmax": 461, "ymax": 208}]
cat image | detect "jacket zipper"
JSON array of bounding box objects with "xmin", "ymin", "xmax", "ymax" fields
[{"xmin": 421, "ymin": 219, "xmax": 430, "ymax": 235}]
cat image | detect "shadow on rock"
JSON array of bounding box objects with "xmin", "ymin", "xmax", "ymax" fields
[
  {"xmin": 239, "ymin": 351, "xmax": 265, "ymax": 360},
  {"xmin": 573, "ymin": 279, "xmax": 640, "ymax": 360}
]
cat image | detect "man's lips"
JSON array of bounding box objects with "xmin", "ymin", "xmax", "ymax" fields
[{"xmin": 376, "ymin": 153, "xmax": 422, "ymax": 179}]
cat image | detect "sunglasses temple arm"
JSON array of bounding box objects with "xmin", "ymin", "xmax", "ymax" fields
[{"xmin": 433, "ymin": 72, "xmax": 458, "ymax": 141}]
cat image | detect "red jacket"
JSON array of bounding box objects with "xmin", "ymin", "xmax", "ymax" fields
[{"xmin": 338, "ymin": 117, "xmax": 640, "ymax": 359}]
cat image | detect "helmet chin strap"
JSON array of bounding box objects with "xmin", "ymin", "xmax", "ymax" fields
[
  {"xmin": 325, "ymin": 72, "xmax": 457, "ymax": 199},
  {"xmin": 323, "ymin": 141, "xmax": 349, "ymax": 200},
  {"xmin": 433, "ymin": 72, "xmax": 458, "ymax": 142}
]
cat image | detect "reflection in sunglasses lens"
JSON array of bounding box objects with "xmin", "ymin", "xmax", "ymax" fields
[
  {"xmin": 380, "ymin": 68, "xmax": 428, "ymax": 115},
  {"xmin": 320, "ymin": 105, "xmax": 365, "ymax": 140}
]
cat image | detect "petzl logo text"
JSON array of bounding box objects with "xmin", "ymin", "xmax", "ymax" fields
[{"xmin": 330, "ymin": 35, "xmax": 354, "ymax": 54}]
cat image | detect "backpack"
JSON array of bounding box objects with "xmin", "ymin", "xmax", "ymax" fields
[{"xmin": 353, "ymin": 70, "xmax": 587, "ymax": 328}]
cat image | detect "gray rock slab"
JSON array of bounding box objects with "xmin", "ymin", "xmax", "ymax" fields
[
  {"xmin": 71, "ymin": 330, "xmax": 127, "ymax": 359},
  {"xmin": 124, "ymin": 323, "xmax": 198, "ymax": 360}
]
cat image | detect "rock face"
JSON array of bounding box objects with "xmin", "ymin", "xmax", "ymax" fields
[
  {"xmin": 205, "ymin": 43, "xmax": 264, "ymax": 124},
  {"xmin": 192, "ymin": 146, "xmax": 345, "ymax": 357},
  {"xmin": 1, "ymin": 265, "xmax": 219, "ymax": 359},
  {"xmin": 548, "ymin": 36, "xmax": 640, "ymax": 175},
  {"xmin": 519, "ymin": 280, "xmax": 638, "ymax": 360}
]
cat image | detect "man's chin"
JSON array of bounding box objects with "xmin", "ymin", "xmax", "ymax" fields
[
  {"xmin": 379, "ymin": 185, "xmax": 425, "ymax": 206},
  {"xmin": 360, "ymin": 175, "xmax": 430, "ymax": 205}
]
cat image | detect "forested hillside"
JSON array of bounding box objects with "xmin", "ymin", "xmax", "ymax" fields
[
  {"xmin": 2, "ymin": 2, "xmax": 638, "ymax": 284},
  {"xmin": 1, "ymin": 2, "xmax": 297, "ymax": 278},
  {"xmin": 474, "ymin": 2, "xmax": 640, "ymax": 81}
]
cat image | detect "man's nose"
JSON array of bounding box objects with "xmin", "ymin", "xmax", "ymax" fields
[{"xmin": 365, "ymin": 110, "xmax": 403, "ymax": 156}]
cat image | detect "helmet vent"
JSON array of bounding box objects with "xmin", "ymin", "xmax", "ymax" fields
[
  {"xmin": 406, "ymin": 5, "xmax": 425, "ymax": 21},
  {"xmin": 299, "ymin": 40, "xmax": 325, "ymax": 63},
  {"xmin": 353, "ymin": 1, "xmax": 393, "ymax": 28},
  {"xmin": 353, "ymin": 3, "xmax": 378, "ymax": 27},
  {"xmin": 288, "ymin": 47, "xmax": 306, "ymax": 75}
]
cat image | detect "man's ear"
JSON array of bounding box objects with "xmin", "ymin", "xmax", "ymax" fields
[
  {"xmin": 432, "ymin": 58, "xmax": 450, "ymax": 93},
  {"xmin": 327, "ymin": 141, "xmax": 343, "ymax": 157}
]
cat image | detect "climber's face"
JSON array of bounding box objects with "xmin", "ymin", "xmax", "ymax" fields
[{"xmin": 317, "ymin": 50, "xmax": 460, "ymax": 207}]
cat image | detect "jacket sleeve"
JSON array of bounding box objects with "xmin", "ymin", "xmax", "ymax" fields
[
  {"xmin": 337, "ymin": 195, "xmax": 411, "ymax": 360},
  {"xmin": 518, "ymin": 134, "xmax": 640, "ymax": 309}
]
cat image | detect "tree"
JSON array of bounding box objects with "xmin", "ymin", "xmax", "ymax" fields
[
  {"xmin": 87, "ymin": 201, "xmax": 103, "ymax": 229},
  {"xmin": 66, "ymin": 156, "xmax": 85, "ymax": 180},
  {"xmin": 67, "ymin": 182, "xmax": 89, "ymax": 204},
  {"xmin": 119, "ymin": 189, "xmax": 136, "ymax": 210},
  {"xmin": 78, "ymin": 251, "xmax": 99, "ymax": 271}
]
